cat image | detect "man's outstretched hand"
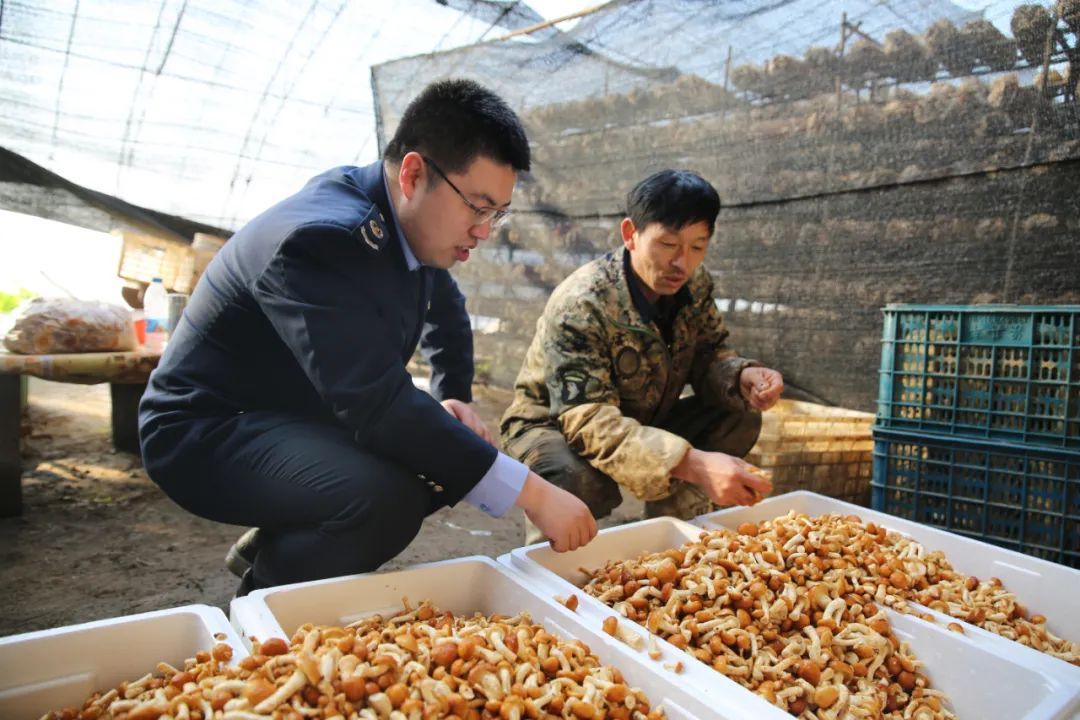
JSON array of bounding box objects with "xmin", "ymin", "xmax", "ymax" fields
[
  {"xmin": 672, "ymin": 448, "xmax": 773, "ymax": 506},
  {"xmin": 441, "ymin": 398, "xmax": 495, "ymax": 444},
  {"xmin": 740, "ymin": 367, "xmax": 784, "ymax": 411},
  {"xmin": 516, "ymin": 471, "xmax": 598, "ymax": 552}
]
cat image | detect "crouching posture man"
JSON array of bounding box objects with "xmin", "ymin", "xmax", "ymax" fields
[
  {"xmin": 139, "ymin": 80, "xmax": 596, "ymax": 596},
  {"xmin": 500, "ymin": 170, "xmax": 782, "ymax": 541}
]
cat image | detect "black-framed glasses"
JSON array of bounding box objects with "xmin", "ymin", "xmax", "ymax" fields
[{"xmin": 422, "ymin": 155, "xmax": 512, "ymax": 228}]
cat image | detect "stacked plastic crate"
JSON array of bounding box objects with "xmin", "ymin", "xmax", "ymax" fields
[{"xmin": 872, "ymin": 304, "xmax": 1080, "ymax": 568}]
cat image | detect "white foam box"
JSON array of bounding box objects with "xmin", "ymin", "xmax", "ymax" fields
[
  {"xmin": 505, "ymin": 516, "xmax": 1080, "ymax": 719},
  {"xmin": 229, "ymin": 555, "xmax": 728, "ymax": 720},
  {"xmin": 0, "ymin": 605, "xmax": 247, "ymax": 719},
  {"xmin": 694, "ymin": 490, "xmax": 1080, "ymax": 680}
]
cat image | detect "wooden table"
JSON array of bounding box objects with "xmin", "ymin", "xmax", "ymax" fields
[{"xmin": 0, "ymin": 349, "xmax": 161, "ymax": 517}]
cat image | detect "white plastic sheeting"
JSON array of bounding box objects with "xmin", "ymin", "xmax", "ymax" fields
[{"xmin": 0, "ymin": 0, "xmax": 561, "ymax": 229}]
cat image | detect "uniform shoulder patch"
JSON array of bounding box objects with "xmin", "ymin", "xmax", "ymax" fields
[
  {"xmin": 353, "ymin": 204, "xmax": 390, "ymax": 253},
  {"xmin": 559, "ymin": 368, "xmax": 590, "ymax": 404}
]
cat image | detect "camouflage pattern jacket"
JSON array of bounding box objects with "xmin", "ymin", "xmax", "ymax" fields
[{"xmin": 500, "ymin": 250, "xmax": 757, "ymax": 500}]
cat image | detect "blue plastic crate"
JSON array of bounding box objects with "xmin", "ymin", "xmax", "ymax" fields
[
  {"xmin": 871, "ymin": 428, "xmax": 1080, "ymax": 568},
  {"xmin": 877, "ymin": 304, "xmax": 1080, "ymax": 450}
]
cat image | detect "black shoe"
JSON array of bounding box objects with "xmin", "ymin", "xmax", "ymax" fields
[
  {"xmin": 225, "ymin": 528, "xmax": 261, "ymax": 578},
  {"xmin": 234, "ymin": 568, "xmax": 256, "ymax": 599}
]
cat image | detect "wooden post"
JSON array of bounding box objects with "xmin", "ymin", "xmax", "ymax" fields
[
  {"xmin": 0, "ymin": 374, "xmax": 26, "ymax": 517},
  {"xmin": 110, "ymin": 382, "xmax": 147, "ymax": 455}
]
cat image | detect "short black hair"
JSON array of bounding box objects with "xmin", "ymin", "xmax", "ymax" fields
[
  {"xmin": 626, "ymin": 170, "xmax": 721, "ymax": 236},
  {"xmin": 383, "ymin": 79, "xmax": 530, "ymax": 174}
]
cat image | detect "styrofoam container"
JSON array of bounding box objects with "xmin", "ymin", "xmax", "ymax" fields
[
  {"xmin": 694, "ymin": 491, "xmax": 1080, "ymax": 675},
  {"xmin": 230, "ymin": 555, "xmax": 732, "ymax": 720},
  {"xmin": 0, "ymin": 605, "xmax": 246, "ymax": 719},
  {"xmin": 506, "ymin": 517, "xmax": 1080, "ymax": 719}
]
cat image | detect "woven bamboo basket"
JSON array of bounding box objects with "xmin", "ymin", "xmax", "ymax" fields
[{"xmin": 749, "ymin": 399, "xmax": 875, "ymax": 506}]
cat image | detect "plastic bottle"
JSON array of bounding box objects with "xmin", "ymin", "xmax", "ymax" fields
[{"xmin": 143, "ymin": 277, "xmax": 169, "ymax": 352}]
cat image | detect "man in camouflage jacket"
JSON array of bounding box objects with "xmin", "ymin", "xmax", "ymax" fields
[{"xmin": 501, "ymin": 170, "xmax": 782, "ymax": 536}]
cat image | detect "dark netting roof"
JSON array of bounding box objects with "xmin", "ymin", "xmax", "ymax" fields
[
  {"xmin": 375, "ymin": 0, "xmax": 1076, "ymax": 214},
  {"xmin": 374, "ymin": 0, "xmax": 985, "ymax": 117}
]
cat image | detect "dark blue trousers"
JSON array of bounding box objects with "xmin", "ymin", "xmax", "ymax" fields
[{"xmin": 143, "ymin": 411, "xmax": 436, "ymax": 588}]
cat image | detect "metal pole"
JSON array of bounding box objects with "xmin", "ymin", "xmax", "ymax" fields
[
  {"xmin": 723, "ymin": 44, "xmax": 733, "ymax": 92},
  {"xmin": 836, "ymin": 12, "xmax": 847, "ymax": 110}
]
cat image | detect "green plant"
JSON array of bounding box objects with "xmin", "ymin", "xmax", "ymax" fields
[{"xmin": 0, "ymin": 288, "xmax": 36, "ymax": 314}]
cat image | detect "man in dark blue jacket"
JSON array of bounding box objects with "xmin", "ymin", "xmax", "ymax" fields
[{"xmin": 139, "ymin": 80, "xmax": 596, "ymax": 594}]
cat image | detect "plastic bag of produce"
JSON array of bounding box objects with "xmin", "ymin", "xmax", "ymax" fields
[{"xmin": 3, "ymin": 298, "xmax": 136, "ymax": 354}]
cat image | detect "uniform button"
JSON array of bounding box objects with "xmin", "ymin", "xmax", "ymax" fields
[
  {"xmin": 418, "ymin": 474, "xmax": 427, "ymax": 481},
  {"xmin": 433, "ymin": 484, "xmax": 444, "ymax": 493}
]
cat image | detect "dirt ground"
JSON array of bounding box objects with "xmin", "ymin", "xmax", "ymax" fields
[{"xmin": 0, "ymin": 378, "xmax": 644, "ymax": 638}]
